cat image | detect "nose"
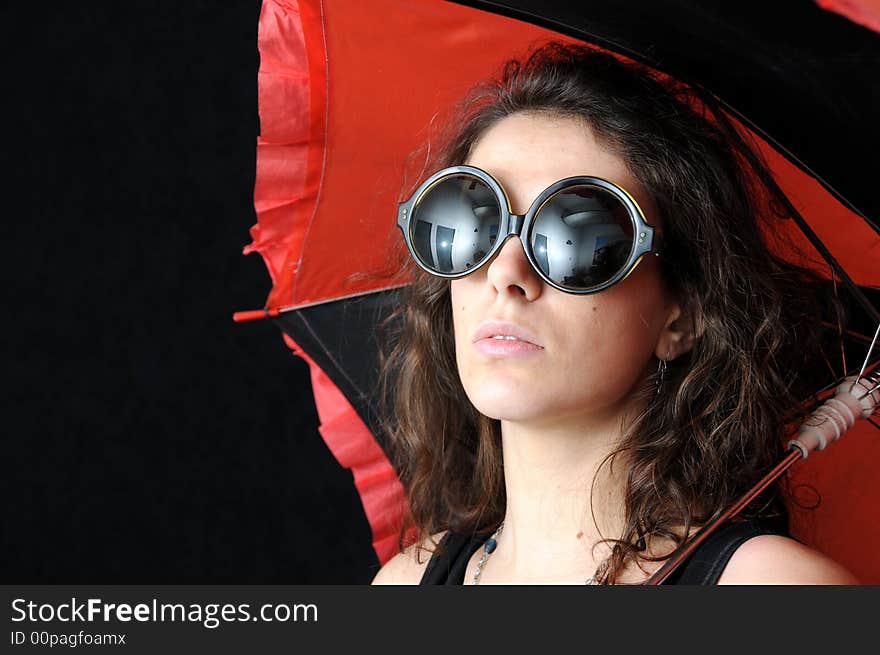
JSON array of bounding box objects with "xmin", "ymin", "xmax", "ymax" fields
[{"xmin": 485, "ymin": 235, "xmax": 543, "ymax": 301}]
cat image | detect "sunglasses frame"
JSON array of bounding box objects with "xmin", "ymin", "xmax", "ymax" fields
[{"xmin": 396, "ymin": 165, "xmax": 661, "ymax": 294}]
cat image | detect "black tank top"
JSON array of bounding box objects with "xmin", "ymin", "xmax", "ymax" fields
[{"xmin": 419, "ymin": 517, "xmax": 792, "ymax": 585}]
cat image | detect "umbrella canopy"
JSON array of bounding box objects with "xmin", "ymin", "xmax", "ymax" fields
[{"xmin": 235, "ymin": 0, "xmax": 880, "ymax": 578}]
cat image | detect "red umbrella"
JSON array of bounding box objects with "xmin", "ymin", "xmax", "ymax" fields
[{"xmin": 234, "ymin": 0, "xmax": 880, "ymax": 579}]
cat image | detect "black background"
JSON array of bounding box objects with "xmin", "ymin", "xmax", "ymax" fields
[{"xmin": 4, "ymin": 1, "xmax": 378, "ymax": 583}]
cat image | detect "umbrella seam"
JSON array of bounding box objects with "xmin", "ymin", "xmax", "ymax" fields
[
  {"xmin": 296, "ymin": 311, "xmax": 366, "ymax": 402},
  {"xmin": 275, "ymin": 284, "xmax": 410, "ymax": 312}
]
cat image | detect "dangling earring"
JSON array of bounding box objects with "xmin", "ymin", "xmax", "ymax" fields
[{"xmin": 656, "ymin": 349, "xmax": 670, "ymax": 395}]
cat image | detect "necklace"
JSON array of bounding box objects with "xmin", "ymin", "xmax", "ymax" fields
[{"xmin": 472, "ymin": 521, "xmax": 606, "ymax": 585}]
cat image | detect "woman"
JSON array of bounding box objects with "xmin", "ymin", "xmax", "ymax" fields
[{"xmin": 371, "ymin": 41, "xmax": 858, "ymax": 584}]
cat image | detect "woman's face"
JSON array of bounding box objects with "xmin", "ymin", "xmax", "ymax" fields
[{"xmin": 451, "ymin": 111, "xmax": 684, "ymax": 427}]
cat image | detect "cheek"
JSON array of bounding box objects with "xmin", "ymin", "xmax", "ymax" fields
[
  {"xmin": 450, "ymin": 282, "xmax": 473, "ymax": 369},
  {"xmin": 560, "ymin": 275, "xmax": 667, "ymax": 368},
  {"xmin": 553, "ymin": 305, "xmax": 657, "ymax": 411},
  {"xmin": 450, "ymin": 280, "xmax": 473, "ymax": 341},
  {"xmin": 587, "ymin": 286, "xmax": 667, "ymax": 369}
]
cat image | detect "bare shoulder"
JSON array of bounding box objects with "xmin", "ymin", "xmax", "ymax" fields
[
  {"xmin": 718, "ymin": 534, "xmax": 860, "ymax": 585},
  {"xmin": 371, "ymin": 531, "xmax": 448, "ymax": 585}
]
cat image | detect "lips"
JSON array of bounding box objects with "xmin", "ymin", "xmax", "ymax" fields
[{"xmin": 472, "ymin": 320, "xmax": 543, "ymax": 347}]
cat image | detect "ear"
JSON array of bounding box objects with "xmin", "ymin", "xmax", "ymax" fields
[{"xmin": 654, "ymin": 302, "xmax": 700, "ymax": 361}]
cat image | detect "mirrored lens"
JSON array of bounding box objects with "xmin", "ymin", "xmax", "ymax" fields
[
  {"xmin": 410, "ymin": 174, "xmax": 502, "ymax": 274},
  {"xmin": 529, "ymin": 185, "xmax": 634, "ymax": 289}
]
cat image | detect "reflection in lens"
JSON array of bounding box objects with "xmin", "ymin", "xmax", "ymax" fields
[
  {"xmin": 410, "ymin": 174, "xmax": 502, "ymax": 274},
  {"xmin": 529, "ymin": 185, "xmax": 634, "ymax": 289}
]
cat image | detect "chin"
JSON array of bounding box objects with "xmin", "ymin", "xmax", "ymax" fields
[
  {"xmin": 462, "ymin": 374, "xmax": 634, "ymax": 427},
  {"xmin": 472, "ymin": 402, "xmax": 546, "ymax": 423},
  {"xmin": 464, "ymin": 385, "xmax": 554, "ymax": 423}
]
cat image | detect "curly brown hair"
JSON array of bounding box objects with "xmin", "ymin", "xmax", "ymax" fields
[{"xmin": 377, "ymin": 41, "xmax": 832, "ymax": 584}]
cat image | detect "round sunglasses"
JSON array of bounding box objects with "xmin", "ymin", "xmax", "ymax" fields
[{"xmin": 396, "ymin": 165, "xmax": 661, "ymax": 294}]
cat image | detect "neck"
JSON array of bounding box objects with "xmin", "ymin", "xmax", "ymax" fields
[{"xmin": 491, "ymin": 406, "xmax": 635, "ymax": 581}]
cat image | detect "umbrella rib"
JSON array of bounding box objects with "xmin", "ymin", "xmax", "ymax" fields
[
  {"xmin": 849, "ymin": 322, "xmax": 880, "ymax": 394},
  {"xmin": 815, "ymin": 342, "xmax": 840, "ymax": 391},
  {"xmin": 832, "ymin": 271, "xmax": 848, "ymax": 378},
  {"xmin": 792, "ymin": 215, "xmax": 880, "ymax": 323},
  {"xmin": 818, "ymin": 321, "xmax": 877, "ymax": 346}
]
